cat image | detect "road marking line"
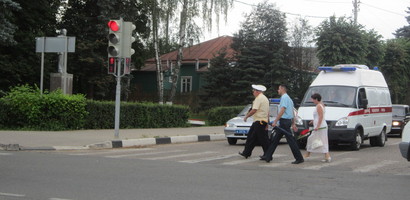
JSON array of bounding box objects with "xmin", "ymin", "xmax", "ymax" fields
[
  {"xmin": 142, "ymin": 151, "xmax": 216, "ymax": 160},
  {"xmin": 395, "ymin": 172, "xmax": 410, "ymax": 176},
  {"xmin": 302, "ymin": 158, "xmax": 358, "ymax": 170},
  {"xmin": 181, "ymin": 154, "xmax": 238, "ymax": 164},
  {"xmin": 0, "ymin": 192, "xmax": 26, "ymax": 197},
  {"xmin": 386, "ymin": 141, "xmax": 401, "ymax": 146},
  {"xmin": 222, "ymin": 154, "xmax": 287, "ymax": 165},
  {"xmin": 259, "ymin": 161, "xmax": 291, "ymax": 168},
  {"xmin": 352, "ymin": 160, "xmax": 399, "ymax": 173},
  {"xmin": 105, "ymin": 150, "xmax": 186, "ymax": 158},
  {"xmin": 222, "ymin": 157, "xmax": 261, "ymax": 165},
  {"xmin": 0, "ymin": 153, "xmax": 12, "ymax": 156},
  {"xmin": 69, "ymin": 148, "xmax": 154, "ymax": 156},
  {"xmin": 49, "ymin": 198, "xmax": 73, "ymax": 200}
]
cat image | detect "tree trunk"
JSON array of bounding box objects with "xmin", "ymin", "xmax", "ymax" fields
[
  {"xmin": 168, "ymin": 0, "xmax": 188, "ymax": 103},
  {"xmin": 152, "ymin": 2, "xmax": 164, "ymax": 104}
]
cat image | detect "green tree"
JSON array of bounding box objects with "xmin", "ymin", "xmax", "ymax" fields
[
  {"xmin": 167, "ymin": 0, "xmax": 233, "ymax": 103},
  {"xmin": 365, "ymin": 30, "xmax": 384, "ymax": 66},
  {"xmin": 380, "ymin": 39, "xmax": 410, "ymax": 104},
  {"xmin": 58, "ymin": 0, "xmax": 150, "ymax": 100},
  {"xmin": 288, "ymin": 17, "xmax": 316, "ymax": 101},
  {"xmin": 395, "ymin": 7, "xmax": 410, "ymax": 38},
  {"xmin": 394, "ymin": 7, "xmax": 410, "ymax": 104},
  {"xmin": 315, "ymin": 16, "xmax": 383, "ymax": 67},
  {"xmin": 231, "ymin": 2, "xmax": 289, "ymax": 104},
  {"xmin": 198, "ymin": 49, "xmax": 235, "ymax": 110},
  {"xmin": 0, "ymin": 0, "xmax": 60, "ymax": 94},
  {"xmin": 0, "ymin": 0, "xmax": 21, "ymax": 46},
  {"xmin": 315, "ymin": 16, "xmax": 367, "ymax": 65}
]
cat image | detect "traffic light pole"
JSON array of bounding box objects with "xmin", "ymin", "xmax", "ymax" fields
[
  {"xmin": 107, "ymin": 19, "xmax": 135, "ymax": 139},
  {"xmin": 114, "ymin": 58, "xmax": 122, "ymax": 138}
]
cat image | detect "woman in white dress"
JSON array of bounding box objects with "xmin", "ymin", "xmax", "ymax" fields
[{"xmin": 304, "ymin": 93, "xmax": 331, "ymax": 162}]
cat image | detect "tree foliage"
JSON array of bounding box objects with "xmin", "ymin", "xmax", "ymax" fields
[
  {"xmin": 315, "ymin": 16, "xmax": 383, "ymax": 66},
  {"xmin": 231, "ymin": 2, "xmax": 289, "ymax": 104},
  {"xmin": 0, "ymin": 0, "xmax": 60, "ymax": 95},
  {"xmin": 0, "ymin": 0, "xmax": 21, "ymax": 46},
  {"xmin": 198, "ymin": 49, "xmax": 235, "ymax": 110},
  {"xmin": 167, "ymin": 0, "xmax": 233, "ymax": 103},
  {"xmin": 380, "ymin": 39, "xmax": 410, "ymax": 104},
  {"xmin": 58, "ymin": 0, "xmax": 150, "ymax": 100},
  {"xmin": 395, "ymin": 7, "xmax": 410, "ymax": 38},
  {"xmin": 288, "ymin": 18, "xmax": 316, "ymax": 102}
]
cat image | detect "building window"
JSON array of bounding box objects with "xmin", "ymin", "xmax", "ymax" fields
[{"xmin": 181, "ymin": 76, "xmax": 192, "ymax": 93}]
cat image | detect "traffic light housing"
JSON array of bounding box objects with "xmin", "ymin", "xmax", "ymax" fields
[
  {"xmin": 107, "ymin": 19, "xmax": 123, "ymax": 58},
  {"xmin": 122, "ymin": 22, "xmax": 136, "ymax": 58}
]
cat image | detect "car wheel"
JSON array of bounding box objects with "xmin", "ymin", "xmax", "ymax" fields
[
  {"xmin": 227, "ymin": 138, "xmax": 237, "ymax": 145},
  {"xmin": 350, "ymin": 129, "xmax": 362, "ymax": 151},
  {"xmin": 370, "ymin": 128, "xmax": 386, "ymax": 147}
]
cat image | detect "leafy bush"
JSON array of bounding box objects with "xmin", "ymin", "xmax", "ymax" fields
[
  {"xmin": 0, "ymin": 86, "xmax": 190, "ymax": 130},
  {"xmin": 84, "ymin": 101, "xmax": 189, "ymax": 129},
  {"xmin": 207, "ymin": 106, "xmax": 244, "ymax": 126},
  {"xmin": 0, "ymin": 85, "xmax": 87, "ymax": 130}
]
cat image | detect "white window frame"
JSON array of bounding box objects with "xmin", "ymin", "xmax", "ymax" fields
[{"xmin": 180, "ymin": 76, "xmax": 192, "ymax": 93}]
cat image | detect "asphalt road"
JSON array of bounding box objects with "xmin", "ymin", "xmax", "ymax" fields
[{"xmin": 1, "ymin": 137, "xmax": 409, "ymax": 200}]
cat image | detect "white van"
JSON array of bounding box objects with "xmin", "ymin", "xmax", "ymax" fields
[{"xmin": 295, "ymin": 64, "xmax": 392, "ymax": 150}]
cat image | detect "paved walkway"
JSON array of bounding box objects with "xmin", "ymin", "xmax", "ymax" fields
[{"xmin": 0, "ymin": 126, "xmax": 226, "ymax": 150}]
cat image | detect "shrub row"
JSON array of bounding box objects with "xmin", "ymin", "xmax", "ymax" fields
[
  {"xmin": 85, "ymin": 101, "xmax": 189, "ymax": 129},
  {"xmin": 207, "ymin": 105, "xmax": 244, "ymax": 126},
  {"xmin": 0, "ymin": 85, "xmax": 87, "ymax": 130},
  {"xmin": 0, "ymin": 85, "xmax": 189, "ymax": 130}
]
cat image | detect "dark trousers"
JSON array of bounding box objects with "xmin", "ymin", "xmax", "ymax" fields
[
  {"xmin": 241, "ymin": 121, "xmax": 270, "ymax": 157},
  {"xmin": 263, "ymin": 118, "xmax": 303, "ymax": 161}
]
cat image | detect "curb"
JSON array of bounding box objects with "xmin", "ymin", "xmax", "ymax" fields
[
  {"xmin": 88, "ymin": 134, "xmax": 226, "ymax": 149},
  {"xmin": 1, "ymin": 134, "xmax": 226, "ymax": 151}
]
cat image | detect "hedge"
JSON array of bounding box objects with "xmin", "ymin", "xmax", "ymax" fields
[
  {"xmin": 0, "ymin": 85, "xmax": 87, "ymax": 130},
  {"xmin": 0, "ymin": 85, "xmax": 190, "ymax": 130},
  {"xmin": 84, "ymin": 101, "xmax": 189, "ymax": 129},
  {"xmin": 207, "ymin": 105, "xmax": 244, "ymax": 126}
]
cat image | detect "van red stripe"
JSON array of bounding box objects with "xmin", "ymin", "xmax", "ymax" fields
[{"xmin": 348, "ymin": 107, "xmax": 392, "ymax": 116}]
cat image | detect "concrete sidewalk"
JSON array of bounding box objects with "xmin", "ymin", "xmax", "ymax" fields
[{"xmin": 0, "ymin": 126, "xmax": 226, "ymax": 151}]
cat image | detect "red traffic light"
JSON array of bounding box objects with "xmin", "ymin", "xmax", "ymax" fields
[
  {"xmin": 108, "ymin": 57, "xmax": 116, "ymax": 74},
  {"xmin": 108, "ymin": 20, "xmax": 120, "ymax": 32}
]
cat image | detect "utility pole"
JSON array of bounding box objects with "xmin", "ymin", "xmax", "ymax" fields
[{"xmin": 353, "ymin": 0, "xmax": 360, "ymax": 25}]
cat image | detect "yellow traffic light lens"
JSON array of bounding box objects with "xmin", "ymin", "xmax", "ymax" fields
[{"xmin": 108, "ymin": 33, "xmax": 119, "ymax": 44}]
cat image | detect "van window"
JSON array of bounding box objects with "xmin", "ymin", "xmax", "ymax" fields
[
  {"xmin": 301, "ymin": 86, "xmax": 357, "ymax": 107},
  {"xmin": 367, "ymin": 88, "xmax": 379, "ymax": 106},
  {"xmin": 358, "ymin": 88, "xmax": 367, "ymax": 108}
]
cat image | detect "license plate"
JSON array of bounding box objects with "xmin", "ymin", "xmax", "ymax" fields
[{"xmin": 235, "ymin": 129, "xmax": 248, "ymax": 134}]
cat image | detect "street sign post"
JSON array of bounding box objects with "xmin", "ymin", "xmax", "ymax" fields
[{"xmin": 35, "ymin": 36, "xmax": 76, "ymax": 94}]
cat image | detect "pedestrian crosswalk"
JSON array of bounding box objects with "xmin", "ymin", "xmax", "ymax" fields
[{"xmin": 58, "ymin": 146, "xmax": 407, "ymax": 176}]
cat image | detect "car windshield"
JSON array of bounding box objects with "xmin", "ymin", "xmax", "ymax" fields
[
  {"xmin": 238, "ymin": 104, "xmax": 279, "ymax": 117},
  {"xmin": 301, "ymin": 86, "xmax": 357, "ymax": 107},
  {"xmin": 392, "ymin": 107, "xmax": 406, "ymax": 116}
]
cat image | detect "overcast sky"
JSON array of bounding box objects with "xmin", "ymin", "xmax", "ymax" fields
[{"xmin": 202, "ymin": 0, "xmax": 409, "ymax": 41}]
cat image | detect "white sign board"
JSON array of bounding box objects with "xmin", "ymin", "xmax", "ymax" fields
[{"xmin": 35, "ymin": 37, "xmax": 76, "ymax": 53}]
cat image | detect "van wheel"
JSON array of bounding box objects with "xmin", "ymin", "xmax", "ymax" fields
[
  {"xmin": 350, "ymin": 129, "xmax": 362, "ymax": 151},
  {"xmin": 227, "ymin": 138, "xmax": 237, "ymax": 145},
  {"xmin": 370, "ymin": 129, "xmax": 386, "ymax": 147}
]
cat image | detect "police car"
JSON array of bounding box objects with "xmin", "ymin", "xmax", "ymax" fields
[{"xmin": 224, "ymin": 98, "xmax": 282, "ymax": 145}]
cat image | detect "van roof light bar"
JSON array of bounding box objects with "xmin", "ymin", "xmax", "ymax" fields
[
  {"xmin": 318, "ymin": 64, "xmax": 369, "ymax": 72},
  {"xmin": 318, "ymin": 66, "xmax": 357, "ymax": 72}
]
